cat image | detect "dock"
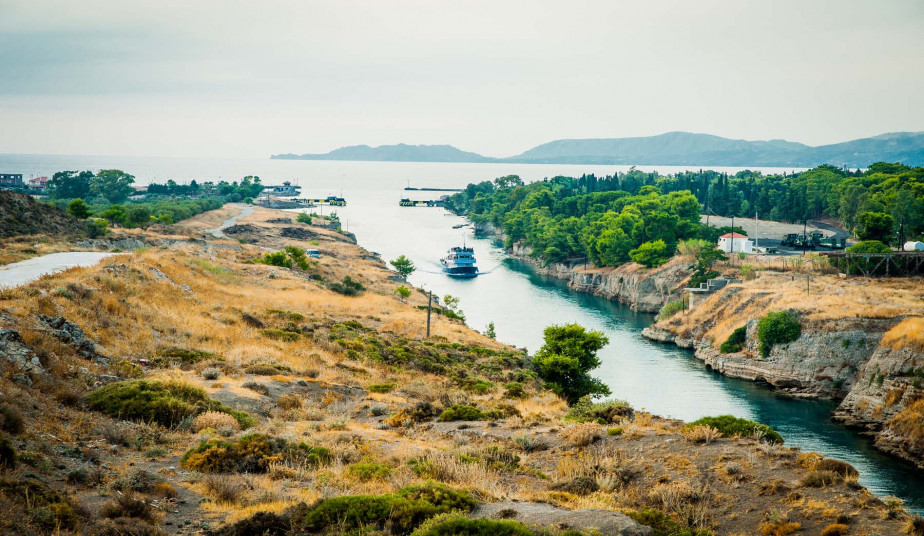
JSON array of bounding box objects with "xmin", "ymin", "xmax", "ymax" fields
[
  {"xmin": 399, "ymin": 198, "xmax": 445, "ymax": 207},
  {"xmin": 404, "ymin": 187, "xmax": 463, "ymax": 192}
]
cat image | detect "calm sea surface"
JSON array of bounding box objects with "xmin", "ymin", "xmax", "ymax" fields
[{"xmin": 2, "ymin": 154, "xmax": 921, "ymax": 512}]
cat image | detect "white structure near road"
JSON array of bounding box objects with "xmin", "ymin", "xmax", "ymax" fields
[
  {"xmin": 905, "ymin": 241, "xmax": 924, "ymax": 251},
  {"xmin": 718, "ymin": 232, "xmax": 755, "ymax": 254}
]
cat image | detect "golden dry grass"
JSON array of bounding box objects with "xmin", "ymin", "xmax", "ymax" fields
[{"xmin": 881, "ymin": 316, "xmax": 924, "ymax": 353}]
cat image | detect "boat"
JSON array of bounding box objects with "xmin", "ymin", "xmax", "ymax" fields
[{"xmin": 440, "ymin": 246, "xmax": 478, "ymax": 278}]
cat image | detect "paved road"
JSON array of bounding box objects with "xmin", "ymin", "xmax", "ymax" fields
[
  {"xmin": 206, "ymin": 204, "xmax": 253, "ymax": 238},
  {"xmin": 0, "ymin": 252, "xmax": 122, "ymax": 289}
]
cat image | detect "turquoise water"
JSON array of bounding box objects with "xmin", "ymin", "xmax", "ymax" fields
[{"xmin": 2, "ymin": 154, "xmax": 921, "ymax": 512}]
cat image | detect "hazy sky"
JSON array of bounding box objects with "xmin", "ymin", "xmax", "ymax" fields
[{"xmin": 1, "ymin": 0, "xmax": 922, "ymax": 158}]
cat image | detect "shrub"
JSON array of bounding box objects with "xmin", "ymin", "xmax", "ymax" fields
[
  {"xmin": 756, "ymin": 311, "xmax": 801, "ymax": 358},
  {"xmin": 565, "ymin": 395, "xmax": 633, "ymax": 424},
  {"xmin": 819, "ymin": 523, "xmax": 849, "ymax": 536},
  {"xmin": 686, "ymin": 415, "xmax": 783, "ymax": 444},
  {"xmin": 410, "ymin": 514, "xmax": 534, "ymax": 536},
  {"xmin": 86, "ymin": 379, "xmax": 254, "ymax": 429},
  {"xmin": 367, "ymin": 383, "xmax": 396, "ymax": 393},
  {"xmin": 683, "ymin": 424, "xmax": 721, "ymax": 444},
  {"xmin": 739, "ymin": 264, "xmax": 757, "ymax": 280},
  {"xmin": 551, "ymin": 476, "xmax": 599, "ymax": 495},
  {"xmin": 277, "ymin": 394, "xmax": 301, "ymax": 410},
  {"xmin": 503, "ymin": 382, "xmax": 526, "ymax": 398},
  {"xmin": 0, "ymin": 403, "xmax": 25, "ymax": 434},
  {"xmin": 815, "ymin": 458, "xmax": 859, "ymax": 478},
  {"xmin": 180, "ymin": 433, "xmax": 332, "ymax": 473},
  {"xmin": 800, "ymin": 470, "xmax": 843, "ymax": 487},
  {"xmin": 628, "ymin": 507, "xmax": 712, "ymax": 536},
  {"xmin": 208, "ymin": 511, "xmax": 290, "ymax": 536},
  {"xmin": 329, "ymin": 276, "xmax": 366, "ymax": 296},
  {"xmin": 100, "ymin": 493, "xmax": 159, "ymax": 522},
  {"xmin": 906, "ymin": 514, "xmax": 924, "ymax": 536},
  {"xmin": 201, "ymin": 367, "xmax": 221, "ymax": 380},
  {"xmin": 294, "ymin": 482, "xmax": 476, "ymax": 535},
  {"xmin": 0, "ymin": 437, "xmax": 17, "ymax": 469},
  {"xmin": 438, "ymin": 404, "xmax": 486, "ymax": 422},
  {"xmin": 656, "ymin": 299, "xmax": 685, "ymax": 322},
  {"xmin": 719, "ymin": 326, "xmax": 748, "ymax": 354},
  {"xmin": 261, "ymin": 328, "xmax": 301, "ymax": 342},
  {"xmin": 203, "ymin": 475, "xmax": 249, "ymax": 504},
  {"xmin": 192, "ymin": 411, "xmax": 241, "ymax": 433},
  {"xmin": 347, "ymin": 462, "xmax": 393, "ymax": 482},
  {"xmin": 86, "ymin": 517, "xmax": 168, "ymax": 536},
  {"xmin": 154, "ymin": 347, "xmax": 217, "ymax": 365},
  {"xmin": 561, "ymin": 423, "xmax": 603, "ymax": 447}
]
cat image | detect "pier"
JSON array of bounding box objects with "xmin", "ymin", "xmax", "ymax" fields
[
  {"xmin": 399, "ymin": 198, "xmax": 445, "ymax": 207},
  {"xmin": 404, "ymin": 187, "xmax": 463, "ymax": 192}
]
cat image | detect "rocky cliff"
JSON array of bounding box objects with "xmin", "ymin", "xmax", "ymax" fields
[
  {"xmin": 508, "ymin": 241, "xmax": 691, "ymax": 313},
  {"xmin": 641, "ymin": 273, "xmax": 924, "ymax": 468}
]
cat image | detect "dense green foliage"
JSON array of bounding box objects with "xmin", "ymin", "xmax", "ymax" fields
[
  {"xmin": 145, "ymin": 175, "xmax": 264, "ymax": 200},
  {"xmin": 86, "ymin": 379, "xmax": 254, "ymax": 429},
  {"xmin": 687, "ymin": 415, "xmax": 784, "ymax": 444},
  {"xmin": 255, "ymin": 246, "xmax": 312, "ymax": 271},
  {"xmin": 329, "ymin": 276, "xmax": 366, "ymax": 296},
  {"xmin": 66, "ymin": 198, "xmax": 91, "ymax": 219},
  {"xmin": 846, "ymin": 240, "xmax": 892, "ymax": 254},
  {"xmin": 180, "ymin": 433, "xmax": 330, "ymax": 473},
  {"xmin": 532, "ymin": 324, "xmax": 610, "ymax": 405},
  {"xmin": 628, "ymin": 508, "xmax": 713, "ymax": 536},
  {"xmin": 438, "ymin": 404, "xmax": 487, "ymax": 421},
  {"xmin": 390, "ymin": 254, "xmax": 417, "ymax": 277},
  {"xmin": 656, "ymin": 299, "xmax": 685, "ymax": 321},
  {"xmin": 564, "ymin": 395, "xmax": 633, "ymax": 424},
  {"xmin": 410, "ymin": 514, "xmax": 540, "ymax": 536},
  {"xmin": 719, "ymin": 326, "xmax": 748, "ymax": 353},
  {"xmin": 446, "ymin": 164, "xmax": 924, "ymax": 268},
  {"xmin": 756, "ymin": 311, "xmax": 802, "ymax": 358},
  {"xmin": 294, "ymin": 482, "xmax": 477, "ymax": 535}
]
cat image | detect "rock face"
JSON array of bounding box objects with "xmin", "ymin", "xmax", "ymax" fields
[
  {"xmin": 37, "ymin": 314, "xmax": 108, "ymax": 364},
  {"xmin": 0, "ymin": 327, "xmax": 47, "ymax": 382},
  {"xmin": 509, "ymin": 242, "xmax": 691, "ymax": 313},
  {"xmin": 471, "ymin": 501, "xmax": 652, "ymax": 536}
]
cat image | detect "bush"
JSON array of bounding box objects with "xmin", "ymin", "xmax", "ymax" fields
[
  {"xmin": 628, "ymin": 507, "xmax": 712, "ymax": 536},
  {"xmin": 191, "ymin": 411, "xmax": 241, "ymax": 433},
  {"xmin": 410, "ymin": 514, "xmax": 534, "ymax": 536},
  {"xmin": 629, "ymin": 239, "xmax": 669, "ymax": 268},
  {"xmin": 277, "ymin": 394, "xmax": 301, "ymax": 410},
  {"xmin": 367, "ymin": 383, "xmax": 396, "ymax": 393},
  {"xmin": 819, "ymin": 523, "xmax": 849, "ymax": 536},
  {"xmin": 0, "ymin": 437, "xmax": 17, "ymax": 469},
  {"xmin": 329, "ymin": 276, "xmax": 365, "ymax": 296},
  {"xmin": 347, "ymin": 462, "xmax": 393, "ymax": 482},
  {"xmin": 0, "ymin": 403, "xmax": 25, "ymax": 434},
  {"xmin": 757, "ymin": 311, "xmax": 801, "ymax": 358},
  {"xmin": 100, "ymin": 493, "xmax": 158, "ymax": 522},
  {"xmin": 261, "ymin": 328, "xmax": 301, "ymax": 342},
  {"xmin": 203, "ymin": 475, "xmax": 249, "ymax": 504},
  {"xmin": 719, "ymin": 326, "xmax": 748, "ymax": 354},
  {"xmin": 201, "ymin": 367, "xmax": 221, "ymax": 380},
  {"xmin": 565, "ymin": 396, "xmax": 633, "ymax": 424},
  {"xmin": 656, "ymin": 299, "xmax": 685, "ymax": 321},
  {"xmin": 815, "ymin": 458, "xmax": 859, "ymax": 478},
  {"xmin": 180, "ymin": 434, "xmax": 331, "ymax": 473},
  {"xmin": 686, "ymin": 415, "xmax": 783, "ymax": 444},
  {"xmin": 561, "ymin": 422, "xmax": 603, "ymax": 447},
  {"xmin": 294, "ymin": 482, "xmax": 476, "ymax": 535},
  {"xmin": 800, "ymin": 470, "xmax": 843, "ymax": 488},
  {"xmin": 86, "ymin": 518, "xmax": 168, "ymax": 536},
  {"xmin": 208, "ymin": 511, "xmax": 290, "ymax": 536},
  {"xmin": 503, "ymin": 382, "xmax": 526, "ymax": 398},
  {"xmin": 438, "ymin": 404, "xmax": 486, "ymax": 422},
  {"xmin": 86, "ymin": 379, "xmax": 254, "ymax": 429}
]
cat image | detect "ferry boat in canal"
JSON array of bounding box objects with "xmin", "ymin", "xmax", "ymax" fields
[{"xmin": 440, "ymin": 246, "xmax": 478, "ymax": 278}]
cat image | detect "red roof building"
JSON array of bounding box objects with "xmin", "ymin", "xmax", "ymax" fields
[{"xmin": 27, "ymin": 176, "xmax": 49, "ymax": 190}]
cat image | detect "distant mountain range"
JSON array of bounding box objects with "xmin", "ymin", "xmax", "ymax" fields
[{"xmin": 271, "ymin": 131, "xmax": 924, "ymax": 168}]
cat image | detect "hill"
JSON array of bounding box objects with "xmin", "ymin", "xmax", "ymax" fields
[
  {"xmin": 272, "ymin": 143, "xmax": 495, "ymax": 163},
  {"xmin": 0, "ymin": 190, "xmax": 86, "ymax": 239},
  {"xmin": 273, "ymin": 131, "xmax": 924, "ymax": 167}
]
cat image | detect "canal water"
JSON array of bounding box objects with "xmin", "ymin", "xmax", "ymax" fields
[{"xmin": 2, "ymin": 154, "xmax": 922, "ymax": 512}]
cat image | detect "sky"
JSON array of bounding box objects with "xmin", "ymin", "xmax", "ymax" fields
[{"xmin": 0, "ymin": 0, "xmax": 922, "ymax": 158}]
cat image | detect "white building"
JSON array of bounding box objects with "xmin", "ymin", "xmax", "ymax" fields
[
  {"xmin": 904, "ymin": 241, "xmax": 924, "ymax": 251},
  {"xmin": 718, "ymin": 232, "xmax": 755, "ymax": 254}
]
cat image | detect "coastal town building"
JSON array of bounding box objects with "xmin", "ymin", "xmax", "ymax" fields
[
  {"xmin": 27, "ymin": 176, "xmax": 49, "ymax": 191},
  {"xmin": 0, "ymin": 173, "xmax": 24, "ymax": 189},
  {"xmin": 717, "ymin": 232, "xmax": 754, "ymax": 254}
]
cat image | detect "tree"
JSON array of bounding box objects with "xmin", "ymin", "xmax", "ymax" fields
[
  {"xmin": 629, "ymin": 240, "xmax": 669, "ymax": 268},
  {"xmin": 124, "ymin": 205, "xmax": 152, "ymax": 228},
  {"xmin": 67, "ymin": 198, "xmax": 92, "ymax": 219},
  {"xmin": 856, "ymin": 212, "xmax": 894, "ymax": 243},
  {"xmin": 390, "ymin": 255, "xmax": 416, "ymax": 278},
  {"xmin": 47, "ymin": 170, "xmax": 94, "ymax": 199},
  {"xmin": 92, "ymin": 169, "xmax": 136, "ymax": 204},
  {"xmin": 532, "ymin": 323, "xmax": 610, "ymax": 405},
  {"xmin": 485, "ymin": 322, "xmax": 496, "ymax": 339},
  {"xmin": 394, "ymin": 285, "xmax": 411, "ymax": 302},
  {"xmin": 442, "ymin": 295, "xmax": 464, "ymax": 320}
]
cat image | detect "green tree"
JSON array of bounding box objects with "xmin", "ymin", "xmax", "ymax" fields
[
  {"xmin": 394, "ymin": 285, "xmax": 411, "ymax": 302},
  {"xmin": 629, "ymin": 240, "xmax": 669, "ymax": 268},
  {"xmin": 856, "ymin": 211, "xmax": 894, "ymax": 243},
  {"xmin": 67, "ymin": 198, "xmax": 92, "ymax": 219},
  {"xmin": 92, "ymin": 169, "xmax": 136, "ymax": 204},
  {"xmin": 485, "ymin": 322, "xmax": 496, "ymax": 339},
  {"xmin": 532, "ymin": 323, "xmax": 610, "ymax": 405},
  {"xmin": 389, "ymin": 255, "xmax": 416, "ymax": 278},
  {"xmin": 47, "ymin": 170, "xmax": 94, "ymax": 199},
  {"xmin": 98, "ymin": 204, "xmax": 127, "ymax": 224},
  {"xmin": 124, "ymin": 205, "xmax": 152, "ymax": 228}
]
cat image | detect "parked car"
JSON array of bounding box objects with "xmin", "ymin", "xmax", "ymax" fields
[{"xmin": 306, "ymin": 249, "xmax": 321, "ymax": 259}]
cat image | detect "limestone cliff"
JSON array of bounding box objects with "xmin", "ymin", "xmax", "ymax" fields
[{"xmin": 641, "ymin": 271, "xmax": 924, "ymax": 468}]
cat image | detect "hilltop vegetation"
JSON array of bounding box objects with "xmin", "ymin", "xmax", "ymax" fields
[{"xmin": 446, "ymin": 162, "xmax": 924, "ymax": 267}]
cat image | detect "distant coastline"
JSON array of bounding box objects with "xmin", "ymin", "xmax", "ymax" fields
[{"xmin": 273, "ymin": 130, "xmax": 924, "ymax": 168}]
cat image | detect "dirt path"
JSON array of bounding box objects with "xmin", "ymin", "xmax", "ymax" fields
[{"xmin": 206, "ymin": 203, "xmax": 253, "ymax": 238}]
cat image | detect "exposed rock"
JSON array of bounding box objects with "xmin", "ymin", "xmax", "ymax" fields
[
  {"xmin": 76, "ymin": 238, "xmax": 148, "ymax": 250},
  {"xmin": 510, "ymin": 242, "xmax": 690, "ymax": 312},
  {"xmin": 0, "ymin": 328, "xmax": 46, "ymax": 377},
  {"xmin": 279, "ymin": 226, "xmax": 318, "ymax": 240},
  {"xmin": 37, "ymin": 314, "xmax": 108, "ymax": 363},
  {"xmin": 471, "ymin": 501, "xmax": 652, "ymax": 536}
]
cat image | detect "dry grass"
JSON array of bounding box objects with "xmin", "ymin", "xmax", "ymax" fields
[
  {"xmin": 885, "ymin": 399, "xmax": 924, "ymax": 452},
  {"xmin": 191, "ymin": 411, "xmax": 241, "ymax": 433},
  {"xmin": 881, "ymin": 316, "xmax": 924, "ymax": 352},
  {"xmin": 561, "ymin": 423, "xmax": 604, "ymax": 447},
  {"xmin": 683, "ymin": 424, "xmax": 722, "ymax": 444}
]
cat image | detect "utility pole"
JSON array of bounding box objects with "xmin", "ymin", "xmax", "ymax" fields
[{"xmin": 426, "ymin": 291, "xmax": 432, "ymax": 338}]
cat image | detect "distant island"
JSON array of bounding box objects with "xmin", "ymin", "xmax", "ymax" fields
[{"xmin": 272, "ymin": 131, "xmax": 924, "ymax": 168}]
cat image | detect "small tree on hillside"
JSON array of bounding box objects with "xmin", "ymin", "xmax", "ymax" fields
[
  {"xmin": 67, "ymin": 198, "xmax": 92, "ymax": 219},
  {"xmin": 856, "ymin": 211, "xmax": 894, "ymax": 243},
  {"xmin": 394, "ymin": 285, "xmax": 411, "ymax": 302},
  {"xmin": 390, "ymin": 255, "xmax": 416, "ymax": 278},
  {"xmin": 532, "ymin": 323, "xmax": 610, "ymax": 405}
]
